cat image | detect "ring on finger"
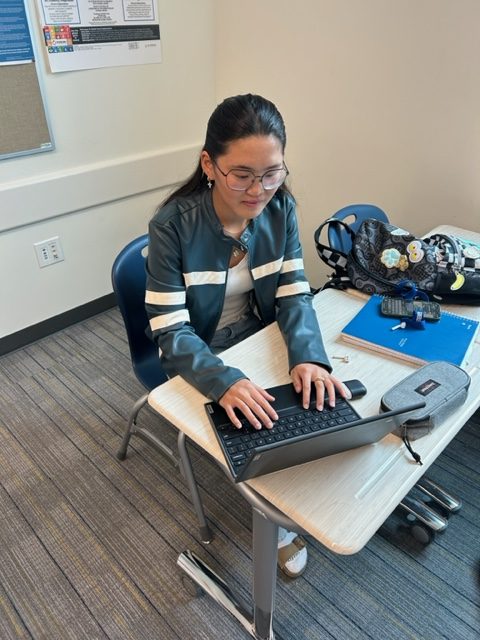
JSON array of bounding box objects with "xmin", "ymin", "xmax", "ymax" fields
[{"xmin": 313, "ymin": 377, "xmax": 324, "ymax": 383}]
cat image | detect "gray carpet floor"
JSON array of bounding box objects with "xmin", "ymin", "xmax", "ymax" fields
[{"xmin": 0, "ymin": 308, "xmax": 478, "ymax": 640}]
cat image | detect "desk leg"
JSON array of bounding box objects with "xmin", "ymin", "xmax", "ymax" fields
[
  {"xmin": 252, "ymin": 507, "xmax": 278, "ymax": 640},
  {"xmin": 177, "ymin": 549, "xmax": 254, "ymax": 635},
  {"xmin": 177, "ymin": 507, "xmax": 278, "ymax": 640}
]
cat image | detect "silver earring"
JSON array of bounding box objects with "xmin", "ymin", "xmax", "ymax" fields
[{"xmin": 207, "ymin": 178, "xmax": 212, "ymax": 189}]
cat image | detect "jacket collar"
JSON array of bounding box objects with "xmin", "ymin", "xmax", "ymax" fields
[{"xmin": 202, "ymin": 188, "xmax": 258, "ymax": 245}]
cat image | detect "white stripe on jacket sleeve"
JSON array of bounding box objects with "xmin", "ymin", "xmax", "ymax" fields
[
  {"xmin": 149, "ymin": 309, "xmax": 190, "ymax": 331},
  {"xmin": 280, "ymin": 258, "xmax": 304, "ymax": 273},
  {"xmin": 251, "ymin": 258, "xmax": 283, "ymax": 280},
  {"xmin": 276, "ymin": 282, "xmax": 311, "ymax": 298},
  {"xmin": 145, "ymin": 290, "xmax": 186, "ymax": 305}
]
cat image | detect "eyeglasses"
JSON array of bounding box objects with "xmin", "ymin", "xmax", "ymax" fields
[{"xmin": 213, "ymin": 160, "xmax": 289, "ymax": 191}]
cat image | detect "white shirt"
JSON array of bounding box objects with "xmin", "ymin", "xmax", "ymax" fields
[{"xmin": 217, "ymin": 255, "xmax": 253, "ymax": 329}]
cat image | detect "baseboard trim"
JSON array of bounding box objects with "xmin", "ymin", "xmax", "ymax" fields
[{"xmin": 0, "ymin": 293, "xmax": 117, "ymax": 356}]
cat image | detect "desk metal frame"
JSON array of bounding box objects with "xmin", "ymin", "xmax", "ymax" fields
[
  {"xmin": 178, "ymin": 431, "xmax": 305, "ymax": 639},
  {"xmin": 148, "ymin": 225, "xmax": 480, "ymax": 640}
]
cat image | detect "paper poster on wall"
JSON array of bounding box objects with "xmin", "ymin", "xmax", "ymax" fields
[
  {"xmin": 0, "ymin": 0, "xmax": 35, "ymax": 65},
  {"xmin": 35, "ymin": 0, "xmax": 162, "ymax": 72}
]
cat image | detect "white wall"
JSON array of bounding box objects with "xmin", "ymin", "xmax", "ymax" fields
[
  {"xmin": 214, "ymin": 0, "xmax": 480, "ymax": 287},
  {"xmin": 0, "ymin": 0, "xmax": 215, "ymax": 338},
  {"xmin": 2, "ymin": 0, "xmax": 480, "ymax": 339}
]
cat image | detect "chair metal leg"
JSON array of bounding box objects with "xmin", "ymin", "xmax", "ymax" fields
[
  {"xmin": 117, "ymin": 392, "xmax": 149, "ymax": 460},
  {"xmin": 177, "ymin": 431, "xmax": 213, "ymax": 544},
  {"xmin": 117, "ymin": 392, "xmax": 178, "ymax": 466},
  {"xmin": 117, "ymin": 398, "xmax": 210, "ymax": 542}
]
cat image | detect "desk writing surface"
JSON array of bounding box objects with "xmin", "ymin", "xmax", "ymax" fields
[{"xmin": 148, "ymin": 236, "xmax": 480, "ymax": 555}]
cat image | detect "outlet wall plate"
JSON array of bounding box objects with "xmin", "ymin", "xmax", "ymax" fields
[{"xmin": 34, "ymin": 236, "xmax": 64, "ymax": 268}]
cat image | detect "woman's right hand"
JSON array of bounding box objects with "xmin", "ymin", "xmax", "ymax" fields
[{"xmin": 219, "ymin": 379, "xmax": 279, "ymax": 430}]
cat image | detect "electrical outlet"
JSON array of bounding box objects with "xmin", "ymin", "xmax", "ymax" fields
[{"xmin": 34, "ymin": 236, "xmax": 65, "ymax": 268}]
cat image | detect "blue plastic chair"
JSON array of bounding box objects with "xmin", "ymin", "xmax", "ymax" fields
[
  {"xmin": 328, "ymin": 203, "xmax": 389, "ymax": 253},
  {"xmin": 112, "ymin": 236, "xmax": 167, "ymax": 392},
  {"xmin": 112, "ymin": 235, "xmax": 213, "ymax": 541},
  {"xmin": 111, "ymin": 235, "xmax": 169, "ymax": 462}
]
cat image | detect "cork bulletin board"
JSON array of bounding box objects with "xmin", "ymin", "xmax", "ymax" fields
[{"xmin": 0, "ymin": 63, "xmax": 53, "ymax": 159}]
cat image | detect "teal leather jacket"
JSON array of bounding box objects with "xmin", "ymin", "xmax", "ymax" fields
[{"xmin": 145, "ymin": 189, "xmax": 331, "ymax": 401}]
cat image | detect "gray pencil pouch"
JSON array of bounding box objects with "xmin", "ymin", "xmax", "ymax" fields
[{"xmin": 380, "ymin": 361, "xmax": 471, "ymax": 462}]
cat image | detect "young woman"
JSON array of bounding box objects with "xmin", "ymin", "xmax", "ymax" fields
[{"xmin": 145, "ymin": 94, "xmax": 349, "ymax": 578}]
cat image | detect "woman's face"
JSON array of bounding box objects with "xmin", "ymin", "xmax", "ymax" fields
[{"xmin": 201, "ymin": 135, "xmax": 285, "ymax": 231}]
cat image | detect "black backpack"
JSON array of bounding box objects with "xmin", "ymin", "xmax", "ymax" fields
[{"xmin": 314, "ymin": 217, "xmax": 480, "ymax": 304}]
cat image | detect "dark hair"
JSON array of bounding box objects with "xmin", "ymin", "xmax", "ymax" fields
[{"xmin": 162, "ymin": 94, "xmax": 290, "ymax": 205}]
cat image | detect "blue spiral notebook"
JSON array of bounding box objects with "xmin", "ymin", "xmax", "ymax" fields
[{"xmin": 340, "ymin": 295, "xmax": 479, "ymax": 367}]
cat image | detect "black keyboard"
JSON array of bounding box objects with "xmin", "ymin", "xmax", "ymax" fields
[{"xmin": 216, "ymin": 398, "xmax": 360, "ymax": 471}]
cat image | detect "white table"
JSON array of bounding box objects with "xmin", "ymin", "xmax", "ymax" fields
[{"xmin": 148, "ymin": 225, "xmax": 480, "ymax": 639}]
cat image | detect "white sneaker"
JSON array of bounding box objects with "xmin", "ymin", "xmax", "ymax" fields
[{"xmin": 277, "ymin": 529, "xmax": 308, "ymax": 578}]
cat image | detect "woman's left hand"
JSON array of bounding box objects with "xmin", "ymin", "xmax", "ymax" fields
[{"xmin": 290, "ymin": 363, "xmax": 350, "ymax": 410}]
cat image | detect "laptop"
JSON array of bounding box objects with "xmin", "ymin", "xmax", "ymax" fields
[{"xmin": 205, "ymin": 382, "xmax": 426, "ymax": 483}]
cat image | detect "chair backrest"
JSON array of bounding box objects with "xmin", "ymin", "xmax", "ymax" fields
[
  {"xmin": 111, "ymin": 235, "xmax": 167, "ymax": 390},
  {"xmin": 328, "ymin": 203, "xmax": 389, "ymax": 253}
]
